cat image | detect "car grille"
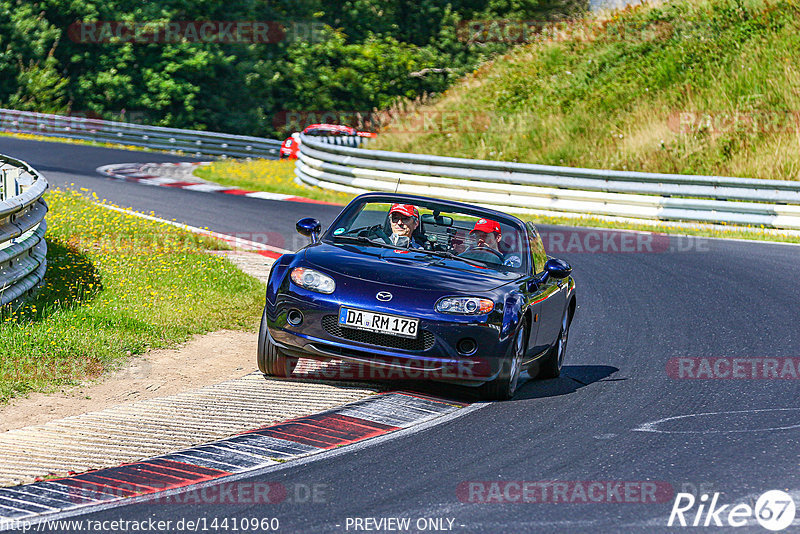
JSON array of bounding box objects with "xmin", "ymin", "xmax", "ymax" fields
[{"xmin": 322, "ymin": 315, "xmax": 435, "ymax": 351}]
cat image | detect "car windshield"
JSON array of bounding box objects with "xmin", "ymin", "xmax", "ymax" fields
[{"xmin": 323, "ymin": 197, "xmax": 529, "ymax": 274}]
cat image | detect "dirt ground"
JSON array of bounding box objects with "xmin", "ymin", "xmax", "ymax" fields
[{"xmin": 0, "ymin": 329, "xmax": 258, "ymax": 432}]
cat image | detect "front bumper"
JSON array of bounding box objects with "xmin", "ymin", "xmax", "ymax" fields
[{"xmin": 267, "ymin": 291, "xmax": 509, "ymax": 384}]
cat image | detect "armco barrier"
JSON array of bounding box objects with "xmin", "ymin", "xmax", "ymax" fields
[
  {"xmin": 294, "ymin": 135, "xmax": 800, "ymax": 230},
  {"xmin": 0, "ymin": 155, "xmax": 48, "ymax": 307},
  {"xmin": 0, "ymin": 108, "xmax": 282, "ymax": 159}
]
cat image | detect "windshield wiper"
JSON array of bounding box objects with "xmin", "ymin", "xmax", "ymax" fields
[{"xmin": 424, "ymin": 250, "xmax": 491, "ymax": 269}]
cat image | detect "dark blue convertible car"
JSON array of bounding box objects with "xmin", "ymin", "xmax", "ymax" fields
[{"xmin": 258, "ymin": 193, "xmax": 576, "ymax": 400}]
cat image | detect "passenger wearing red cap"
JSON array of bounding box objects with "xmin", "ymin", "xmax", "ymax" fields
[
  {"xmin": 388, "ymin": 203, "xmax": 424, "ymax": 249},
  {"xmin": 470, "ymin": 218, "xmax": 502, "ymax": 251},
  {"xmin": 465, "ymin": 218, "xmax": 522, "ymax": 267}
]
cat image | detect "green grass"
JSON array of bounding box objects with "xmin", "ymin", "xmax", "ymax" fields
[
  {"xmin": 194, "ymin": 158, "xmax": 351, "ymax": 204},
  {"xmin": 371, "ymin": 0, "xmax": 800, "ymax": 181},
  {"xmin": 0, "ymin": 189, "xmax": 266, "ymax": 403}
]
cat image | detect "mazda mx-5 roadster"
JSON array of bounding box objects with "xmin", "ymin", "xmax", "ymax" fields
[{"xmin": 257, "ymin": 192, "xmax": 576, "ymax": 400}]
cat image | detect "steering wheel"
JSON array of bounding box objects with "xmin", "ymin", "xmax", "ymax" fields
[{"xmin": 459, "ymin": 245, "xmax": 505, "ymax": 263}]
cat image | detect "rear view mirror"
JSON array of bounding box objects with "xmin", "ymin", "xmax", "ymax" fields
[{"xmin": 422, "ymin": 213, "xmax": 453, "ymax": 226}]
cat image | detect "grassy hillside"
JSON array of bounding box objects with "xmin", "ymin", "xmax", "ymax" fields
[{"xmin": 372, "ymin": 0, "xmax": 800, "ymax": 181}]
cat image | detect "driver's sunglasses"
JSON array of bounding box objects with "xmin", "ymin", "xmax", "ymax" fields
[{"xmin": 390, "ymin": 213, "xmax": 413, "ymax": 224}]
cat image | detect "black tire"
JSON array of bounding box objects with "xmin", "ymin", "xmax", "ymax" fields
[
  {"xmin": 480, "ymin": 320, "xmax": 528, "ymax": 401},
  {"xmin": 257, "ymin": 309, "xmax": 298, "ymax": 378},
  {"xmin": 537, "ymin": 307, "xmax": 571, "ymax": 379}
]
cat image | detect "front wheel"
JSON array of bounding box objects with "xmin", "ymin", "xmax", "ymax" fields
[
  {"xmin": 257, "ymin": 309, "xmax": 298, "ymax": 378},
  {"xmin": 537, "ymin": 307, "xmax": 571, "ymax": 379},
  {"xmin": 480, "ymin": 321, "xmax": 527, "ymax": 401}
]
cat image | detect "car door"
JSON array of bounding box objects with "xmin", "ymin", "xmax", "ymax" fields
[
  {"xmin": 518, "ymin": 237, "xmax": 543, "ymax": 362},
  {"xmin": 527, "ymin": 223, "xmax": 566, "ymax": 354}
]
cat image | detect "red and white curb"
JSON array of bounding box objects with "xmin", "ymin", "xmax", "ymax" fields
[
  {"xmin": 96, "ymin": 162, "xmax": 339, "ymax": 205},
  {"xmin": 0, "ymin": 393, "xmax": 470, "ymax": 524}
]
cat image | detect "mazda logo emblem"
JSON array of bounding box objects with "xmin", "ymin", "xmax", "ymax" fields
[{"xmin": 376, "ymin": 291, "xmax": 393, "ymax": 302}]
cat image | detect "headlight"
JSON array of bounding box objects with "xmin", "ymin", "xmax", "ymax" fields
[
  {"xmin": 290, "ymin": 267, "xmax": 335, "ymax": 294},
  {"xmin": 435, "ymin": 297, "xmax": 494, "ymax": 315}
]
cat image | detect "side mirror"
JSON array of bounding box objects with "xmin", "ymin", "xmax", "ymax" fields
[
  {"xmin": 545, "ymin": 258, "xmax": 572, "ymax": 279},
  {"xmin": 296, "ymin": 217, "xmax": 321, "ymax": 244},
  {"xmin": 529, "ymin": 258, "xmax": 572, "ymax": 290}
]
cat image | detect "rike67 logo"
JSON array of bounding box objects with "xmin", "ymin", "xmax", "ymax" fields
[{"xmin": 668, "ymin": 490, "xmax": 796, "ymax": 531}]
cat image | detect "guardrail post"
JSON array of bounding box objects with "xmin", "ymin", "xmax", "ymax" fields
[{"xmin": 1, "ymin": 168, "xmax": 20, "ymax": 202}]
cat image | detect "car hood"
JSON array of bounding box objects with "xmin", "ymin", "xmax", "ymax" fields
[{"xmin": 303, "ymin": 242, "xmax": 520, "ymax": 292}]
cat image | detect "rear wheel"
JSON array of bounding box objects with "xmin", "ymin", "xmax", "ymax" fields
[
  {"xmin": 257, "ymin": 309, "xmax": 298, "ymax": 378},
  {"xmin": 537, "ymin": 307, "xmax": 571, "ymax": 379},
  {"xmin": 480, "ymin": 320, "xmax": 527, "ymax": 401}
]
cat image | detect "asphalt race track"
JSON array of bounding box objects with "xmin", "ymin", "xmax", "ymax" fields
[{"xmin": 3, "ymin": 136, "xmax": 799, "ymax": 532}]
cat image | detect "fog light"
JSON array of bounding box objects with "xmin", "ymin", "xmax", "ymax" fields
[
  {"xmin": 457, "ymin": 338, "xmax": 477, "ymax": 356},
  {"xmin": 287, "ymin": 309, "xmax": 303, "ymax": 326}
]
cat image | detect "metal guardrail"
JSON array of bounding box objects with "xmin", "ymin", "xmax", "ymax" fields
[
  {"xmin": 0, "ymin": 155, "xmax": 48, "ymax": 307},
  {"xmin": 0, "ymin": 108, "xmax": 282, "ymax": 159},
  {"xmin": 295, "ymin": 135, "xmax": 800, "ymax": 230}
]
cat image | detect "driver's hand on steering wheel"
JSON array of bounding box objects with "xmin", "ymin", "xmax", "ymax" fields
[{"xmin": 459, "ymin": 244, "xmax": 505, "ymax": 265}]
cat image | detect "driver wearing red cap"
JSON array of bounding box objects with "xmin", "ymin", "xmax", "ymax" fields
[{"xmin": 388, "ymin": 203, "xmax": 425, "ymax": 249}]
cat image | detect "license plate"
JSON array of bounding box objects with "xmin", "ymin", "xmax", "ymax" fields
[{"xmin": 338, "ymin": 307, "xmax": 419, "ymax": 339}]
